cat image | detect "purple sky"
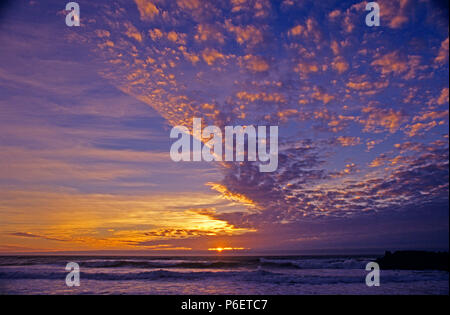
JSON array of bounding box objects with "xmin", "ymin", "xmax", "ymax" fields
[{"xmin": 0, "ymin": 0, "xmax": 448, "ymax": 254}]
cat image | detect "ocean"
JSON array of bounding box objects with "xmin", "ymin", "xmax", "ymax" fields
[{"xmin": 0, "ymin": 255, "xmax": 448, "ymax": 295}]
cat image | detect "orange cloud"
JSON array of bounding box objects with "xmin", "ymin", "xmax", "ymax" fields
[
  {"xmin": 195, "ymin": 24, "xmax": 225, "ymax": 44},
  {"xmin": 179, "ymin": 46, "xmax": 200, "ymax": 65},
  {"xmin": 288, "ymin": 25, "xmax": 304, "ymax": 36},
  {"xmin": 331, "ymin": 56, "xmax": 349, "ymax": 74},
  {"xmin": 405, "ymin": 121, "xmax": 438, "ymax": 137},
  {"xmin": 371, "ymin": 51, "xmax": 408, "ymax": 75},
  {"xmin": 124, "ymin": 22, "xmax": 143, "ymax": 42},
  {"xmin": 207, "ymin": 182, "xmax": 255, "ymax": 206},
  {"xmin": 328, "ymin": 9, "xmax": 341, "ymax": 19},
  {"xmin": 95, "ymin": 29, "xmax": 110, "ymax": 38},
  {"xmin": 337, "ymin": 136, "xmax": 361, "ymax": 147},
  {"xmin": 295, "ymin": 61, "xmax": 320, "ymax": 77},
  {"xmin": 230, "ymin": 0, "xmax": 271, "ymax": 17},
  {"xmin": 427, "ymin": 88, "xmax": 449, "ymax": 108},
  {"xmin": 311, "ymin": 87, "xmax": 335, "ymax": 104},
  {"xmin": 378, "ymin": 0, "xmax": 410, "ymax": 29},
  {"xmin": 366, "ymin": 139, "xmax": 382, "ymax": 151},
  {"xmin": 176, "ymin": 0, "xmax": 200, "ymax": 10},
  {"xmin": 236, "ymin": 91, "xmax": 286, "ymax": 103},
  {"xmin": 346, "ymin": 81, "xmax": 372, "ymax": 90},
  {"xmin": 437, "ymin": 88, "xmax": 449, "ymax": 105},
  {"xmin": 370, "ymin": 53, "xmax": 426, "ymax": 80},
  {"xmin": 225, "ymin": 20, "xmax": 264, "ymax": 47},
  {"xmin": 241, "ymin": 54, "xmax": 269, "ymax": 72},
  {"xmin": 413, "ymin": 110, "xmax": 449, "ymax": 123},
  {"xmin": 167, "ymin": 31, "xmax": 186, "ymax": 44},
  {"xmin": 149, "ymin": 28, "xmax": 163, "ymax": 40},
  {"xmin": 288, "ymin": 18, "xmax": 321, "ymax": 42},
  {"xmin": 0, "ymin": 189, "xmax": 254, "ymax": 251},
  {"xmin": 201, "ymin": 48, "xmax": 225, "ymax": 65},
  {"xmin": 134, "ymin": 0, "xmax": 159, "ymax": 21},
  {"xmin": 435, "ymin": 37, "xmax": 449, "ymax": 65},
  {"xmin": 361, "ymin": 106, "xmax": 407, "ymax": 133}
]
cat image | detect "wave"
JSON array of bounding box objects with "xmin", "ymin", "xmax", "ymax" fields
[
  {"xmin": 0, "ymin": 269, "xmax": 277, "ymax": 281},
  {"xmin": 0, "ymin": 269, "xmax": 447, "ymax": 284},
  {"xmin": 77, "ymin": 260, "xmax": 243, "ymax": 269},
  {"xmin": 259, "ymin": 257, "xmax": 368, "ymax": 269},
  {"xmin": 0, "ymin": 258, "xmax": 246, "ymax": 269},
  {"xmin": 0, "ymin": 256, "xmax": 376, "ymax": 270}
]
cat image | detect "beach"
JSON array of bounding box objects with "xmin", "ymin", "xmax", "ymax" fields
[{"xmin": 0, "ymin": 255, "xmax": 447, "ymax": 295}]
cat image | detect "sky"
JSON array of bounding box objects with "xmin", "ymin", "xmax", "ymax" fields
[{"xmin": 0, "ymin": 0, "xmax": 448, "ymax": 254}]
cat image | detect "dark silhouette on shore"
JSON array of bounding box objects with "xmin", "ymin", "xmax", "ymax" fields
[{"xmin": 376, "ymin": 251, "xmax": 449, "ymax": 271}]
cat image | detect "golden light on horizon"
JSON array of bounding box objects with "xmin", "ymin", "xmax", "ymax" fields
[
  {"xmin": 207, "ymin": 247, "xmax": 247, "ymax": 253},
  {"xmin": 0, "ymin": 189, "xmax": 258, "ymax": 252}
]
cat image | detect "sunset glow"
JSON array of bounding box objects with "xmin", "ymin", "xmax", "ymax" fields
[
  {"xmin": 0, "ymin": 0, "xmax": 448, "ymax": 255},
  {"xmin": 208, "ymin": 247, "xmax": 247, "ymax": 253}
]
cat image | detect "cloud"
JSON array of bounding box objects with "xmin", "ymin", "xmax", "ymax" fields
[
  {"xmin": 360, "ymin": 106, "xmax": 408, "ymax": 133},
  {"xmin": 176, "ymin": 0, "xmax": 200, "ymax": 10},
  {"xmin": 328, "ymin": 9, "xmax": 341, "ymax": 19},
  {"xmin": 336, "ymin": 136, "xmax": 361, "ymax": 147},
  {"xmin": 195, "ymin": 24, "xmax": 225, "ymax": 44},
  {"xmin": 379, "ymin": 0, "xmax": 411, "ymax": 29},
  {"xmin": 124, "ymin": 22, "xmax": 143, "ymax": 42},
  {"xmin": 331, "ymin": 56, "xmax": 349, "ymax": 74},
  {"xmin": 413, "ymin": 110, "xmax": 449, "ymax": 123},
  {"xmin": 405, "ymin": 121, "xmax": 438, "ymax": 137},
  {"xmin": 201, "ymin": 48, "xmax": 226, "ymax": 65},
  {"xmin": 0, "ymin": 189, "xmax": 253, "ymax": 251},
  {"xmin": 311, "ymin": 86, "xmax": 335, "ymax": 104},
  {"xmin": 149, "ymin": 28, "xmax": 164, "ymax": 40},
  {"xmin": 235, "ymin": 91, "xmax": 285, "ymax": 103},
  {"xmin": 366, "ymin": 139, "xmax": 383, "ymax": 151},
  {"xmin": 371, "ymin": 51, "xmax": 409, "ymax": 75},
  {"xmin": 134, "ymin": 0, "xmax": 159, "ymax": 21},
  {"xmin": 288, "ymin": 18, "xmax": 321, "ymax": 43},
  {"xmin": 294, "ymin": 61, "xmax": 320, "ymax": 78},
  {"xmin": 435, "ymin": 37, "xmax": 449, "ymax": 65},
  {"xmin": 240, "ymin": 54, "xmax": 270, "ymax": 72},
  {"xmin": 9, "ymin": 232, "xmax": 67, "ymax": 242},
  {"xmin": 215, "ymin": 137, "xmax": 448, "ymax": 232},
  {"xmin": 230, "ymin": 0, "xmax": 272, "ymax": 18},
  {"xmin": 437, "ymin": 88, "xmax": 449, "ymax": 105},
  {"xmin": 371, "ymin": 51, "xmax": 428, "ymax": 80},
  {"xmin": 225, "ymin": 20, "xmax": 264, "ymax": 47},
  {"xmin": 207, "ymin": 183, "xmax": 255, "ymax": 206},
  {"xmin": 1, "ymin": 0, "xmax": 448, "ymax": 252}
]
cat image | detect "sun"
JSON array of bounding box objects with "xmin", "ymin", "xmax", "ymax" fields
[{"xmin": 207, "ymin": 247, "xmax": 247, "ymax": 253}]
